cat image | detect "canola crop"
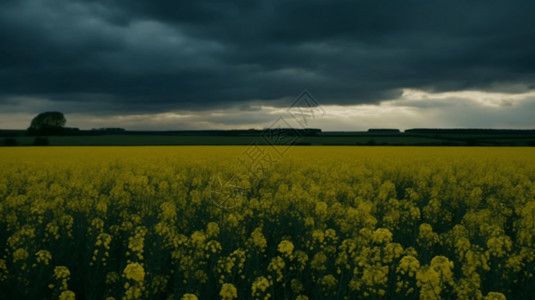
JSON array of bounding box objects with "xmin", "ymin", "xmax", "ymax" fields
[{"xmin": 0, "ymin": 146, "xmax": 534, "ymax": 299}]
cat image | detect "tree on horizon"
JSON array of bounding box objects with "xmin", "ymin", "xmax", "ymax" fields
[{"xmin": 27, "ymin": 111, "xmax": 66, "ymax": 135}]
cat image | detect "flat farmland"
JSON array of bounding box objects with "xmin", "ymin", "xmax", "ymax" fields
[{"xmin": 1, "ymin": 147, "xmax": 534, "ymax": 299}]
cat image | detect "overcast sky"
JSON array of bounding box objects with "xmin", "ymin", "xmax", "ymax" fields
[{"xmin": 1, "ymin": 0, "xmax": 535, "ymax": 130}]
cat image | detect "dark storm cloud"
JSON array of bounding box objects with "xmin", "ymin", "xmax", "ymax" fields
[{"xmin": 1, "ymin": 0, "xmax": 535, "ymax": 114}]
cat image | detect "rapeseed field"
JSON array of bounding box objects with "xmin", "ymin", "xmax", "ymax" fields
[{"xmin": 1, "ymin": 146, "xmax": 534, "ymax": 299}]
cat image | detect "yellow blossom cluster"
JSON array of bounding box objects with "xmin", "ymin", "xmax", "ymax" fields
[{"xmin": 0, "ymin": 146, "xmax": 534, "ymax": 299}]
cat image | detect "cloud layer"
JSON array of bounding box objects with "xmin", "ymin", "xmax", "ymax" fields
[{"xmin": 1, "ymin": 0, "xmax": 535, "ymax": 129}]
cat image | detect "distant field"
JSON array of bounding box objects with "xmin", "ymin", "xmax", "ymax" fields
[
  {"xmin": 1, "ymin": 132, "xmax": 535, "ymax": 146},
  {"xmin": 1, "ymin": 146, "xmax": 535, "ymax": 299},
  {"xmin": 0, "ymin": 135, "xmax": 449, "ymax": 146}
]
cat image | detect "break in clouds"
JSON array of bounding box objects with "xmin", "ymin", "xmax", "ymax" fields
[{"xmin": 1, "ymin": 0, "xmax": 535, "ymax": 130}]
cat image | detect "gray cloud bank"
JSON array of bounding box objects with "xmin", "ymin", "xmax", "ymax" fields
[{"xmin": 1, "ymin": 0, "xmax": 535, "ymax": 129}]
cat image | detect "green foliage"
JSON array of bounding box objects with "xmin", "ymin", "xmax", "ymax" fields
[
  {"xmin": 2, "ymin": 138, "xmax": 17, "ymax": 146},
  {"xmin": 32, "ymin": 137, "xmax": 49, "ymax": 146},
  {"xmin": 28, "ymin": 112, "xmax": 66, "ymax": 135}
]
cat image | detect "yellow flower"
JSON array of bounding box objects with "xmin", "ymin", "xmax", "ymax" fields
[
  {"xmin": 252, "ymin": 276, "xmax": 271, "ymax": 298},
  {"xmin": 417, "ymin": 223, "xmax": 440, "ymax": 248},
  {"xmin": 91, "ymin": 218, "xmax": 105, "ymax": 233},
  {"xmin": 267, "ymin": 256, "xmax": 285, "ymax": 282},
  {"xmin": 106, "ymin": 272, "xmax": 119, "ymax": 284},
  {"xmin": 455, "ymin": 275, "xmax": 483, "ymax": 300},
  {"xmin": 181, "ymin": 293, "xmax": 198, "ymax": 300},
  {"xmin": 430, "ymin": 255, "xmax": 454, "ymax": 284},
  {"xmin": 128, "ymin": 227, "xmax": 147, "ymax": 261},
  {"xmin": 416, "ymin": 266, "xmax": 441, "ymax": 300},
  {"xmin": 191, "ymin": 230, "xmax": 206, "ymax": 246},
  {"xmin": 277, "ymin": 240, "xmax": 294, "ymax": 257},
  {"xmin": 159, "ymin": 201, "xmax": 177, "ymax": 221},
  {"xmin": 506, "ymin": 254, "xmax": 524, "ymax": 272},
  {"xmin": 219, "ymin": 283, "xmax": 238, "ymax": 300},
  {"xmin": 487, "ymin": 236, "xmax": 512, "ymax": 258},
  {"xmin": 484, "ymin": 292, "xmax": 507, "ymax": 300},
  {"xmin": 325, "ymin": 229, "xmax": 338, "ymax": 242},
  {"xmin": 206, "ymin": 240, "xmax": 222, "ymax": 254},
  {"xmin": 455, "ymin": 237, "xmax": 471, "ymax": 259},
  {"xmin": 383, "ymin": 243, "xmax": 404, "ymax": 263},
  {"xmin": 416, "ymin": 257, "xmax": 454, "ymax": 300},
  {"xmin": 226, "ymin": 214, "xmax": 239, "ymax": 228},
  {"xmin": 123, "ymin": 285, "xmax": 143, "ymax": 300},
  {"xmin": 294, "ymin": 250, "xmax": 309, "ymax": 271},
  {"xmin": 96, "ymin": 200, "xmax": 108, "ymax": 214},
  {"xmin": 312, "ymin": 230, "xmax": 325, "ymax": 244},
  {"xmin": 371, "ymin": 228, "xmax": 393, "ymax": 244},
  {"xmin": 0, "ymin": 259, "xmax": 8, "ymax": 281},
  {"xmin": 96, "ymin": 233, "xmax": 112, "ymax": 249},
  {"xmin": 362, "ymin": 264, "xmax": 389, "ymax": 287},
  {"xmin": 123, "ymin": 262, "xmax": 145, "ymax": 282},
  {"xmin": 397, "ymin": 255, "xmax": 420, "ymax": 277},
  {"xmin": 310, "ymin": 251, "xmax": 327, "ymax": 271},
  {"xmin": 319, "ymin": 274, "xmax": 337, "ymax": 289},
  {"xmin": 13, "ymin": 248, "xmax": 29, "ymax": 263},
  {"xmin": 150, "ymin": 275, "xmax": 169, "ymax": 293},
  {"xmin": 290, "ymin": 278, "xmax": 304, "ymax": 294},
  {"xmin": 59, "ymin": 290, "xmax": 76, "ymax": 300},
  {"xmin": 54, "ymin": 266, "xmax": 70, "ymax": 279},
  {"xmin": 53, "ymin": 265, "xmax": 71, "ymax": 290},
  {"xmin": 304, "ymin": 217, "xmax": 315, "ymax": 227},
  {"xmin": 315, "ymin": 201, "xmax": 328, "ymax": 217},
  {"xmin": 250, "ymin": 227, "xmax": 267, "ymax": 251},
  {"xmin": 194, "ymin": 270, "xmax": 208, "ymax": 283},
  {"xmin": 206, "ymin": 222, "xmax": 220, "ymax": 237},
  {"xmin": 35, "ymin": 250, "xmax": 52, "ymax": 265}
]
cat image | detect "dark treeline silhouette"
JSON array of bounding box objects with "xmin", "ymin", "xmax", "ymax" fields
[
  {"xmin": 104, "ymin": 128, "xmax": 322, "ymax": 136},
  {"xmin": 367, "ymin": 129, "xmax": 401, "ymax": 133},
  {"xmin": 91, "ymin": 128, "xmax": 126, "ymax": 133},
  {"xmin": 27, "ymin": 111, "xmax": 66, "ymax": 136},
  {"xmin": 2, "ymin": 115, "xmax": 535, "ymax": 146},
  {"xmin": 406, "ymin": 128, "xmax": 535, "ymax": 135}
]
